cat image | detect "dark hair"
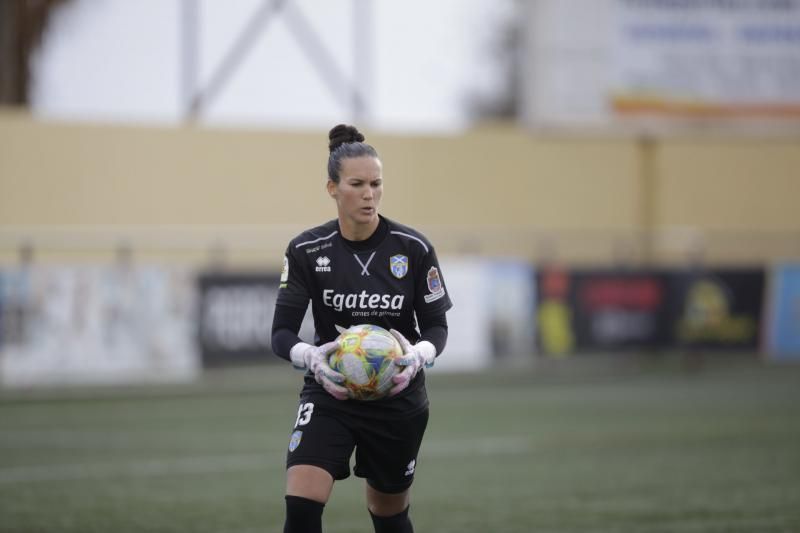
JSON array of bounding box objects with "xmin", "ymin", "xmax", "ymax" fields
[{"xmin": 327, "ymin": 124, "xmax": 379, "ymax": 183}]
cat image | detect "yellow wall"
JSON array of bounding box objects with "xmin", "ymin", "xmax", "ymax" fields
[
  {"xmin": 656, "ymin": 138, "xmax": 800, "ymax": 231},
  {"xmin": 1, "ymin": 111, "xmax": 798, "ymax": 266},
  {"xmin": 652, "ymin": 138, "xmax": 800, "ymax": 264},
  {"xmin": 0, "ymin": 115, "xmax": 640, "ymax": 228}
]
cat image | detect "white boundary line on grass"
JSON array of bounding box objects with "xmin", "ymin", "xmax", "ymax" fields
[
  {"xmin": 0, "ymin": 436, "xmax": 532, "ymax": 484},
  {"xmin": 0, "ymin": 453, "xmax": 270, "ymax": 484}
]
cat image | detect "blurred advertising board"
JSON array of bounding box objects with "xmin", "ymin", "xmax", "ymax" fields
[
  {"xmin": 572, "ymin": 270, "xmax": 672, "ymax": 350},
  {"xmin": 419, "ymin": 258, "xmax": 535, "ymax": 372},
  {"xmin": 196, "ymin": 272, "xmax": 315, "ymax": 366},
  {"xmin": 537, "ymin": 268, "xmax": 670, "ymax": 356},
  {"xmin": 611, "ymin": 0, "xmax": 800, "ymax": 118},
  {"xmin": 198, "ymin": 273, "xmax": 275, "ymax": 366},
  {"xmin": 431, "ymin": 259, "xmax": 491, "ymax": 371},
  {"xmin": 487, "ymin": 261, "xmax": 537, "ymax": 361},
  {"xmin": 668, "ymin": 269, "xmax": 765, "ymax": 351},
  {"xmin": 536, "ymin": 267, "xmax": 575, "ymax": 357},
  {"xmin": 536, "ymin": 267, "xmax": 765, "ymax": 356},
  {"xmin": 766, "ymin": 265, "xmax": 800, "ymax": 360},
  {"xmin": 0, "ymin": 265, "xmax": 199, "ymax": 387}
]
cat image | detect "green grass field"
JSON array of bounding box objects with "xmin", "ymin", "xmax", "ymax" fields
[{"xmin": 1, "ymin": 357, "xmax": 799, "ymax": 533}]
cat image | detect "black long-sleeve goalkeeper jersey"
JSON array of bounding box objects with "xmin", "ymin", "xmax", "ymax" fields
[{"xmin": 273, "ymin": 215, "xmax": 453, "ymax": 418}]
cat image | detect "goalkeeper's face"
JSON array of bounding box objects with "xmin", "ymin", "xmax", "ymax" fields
[{"xmin": 328, "ymin": 156, "xmax": 383, "ymax": 230}]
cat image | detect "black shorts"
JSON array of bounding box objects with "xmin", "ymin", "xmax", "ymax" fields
[{"xmin": 285, "ymin": 400, "xmax": 429, "ymax": 494}]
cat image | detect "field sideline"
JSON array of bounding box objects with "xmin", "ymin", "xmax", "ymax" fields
[{"xmin": 1, "ymin": 357, "xmax": 799, "ymax": 533}]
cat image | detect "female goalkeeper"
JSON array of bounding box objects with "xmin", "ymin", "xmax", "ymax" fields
[{"xmin": 271, "ymin": 124, "xmax": 452, "ymax": 533}]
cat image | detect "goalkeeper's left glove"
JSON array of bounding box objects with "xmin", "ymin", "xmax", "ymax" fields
[{"xmin": 389, "ymin": 329, "xmax": 436, "ymax": 396}]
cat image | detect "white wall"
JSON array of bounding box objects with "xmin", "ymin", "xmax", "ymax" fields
[{"xmin": 31, "ymin": 0, "xmax": 513, "ymax": 133}]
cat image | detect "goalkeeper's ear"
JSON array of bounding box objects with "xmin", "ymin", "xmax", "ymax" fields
[{"xmin": 327, "ymin": 178, "xmax": 338, "ymax": 199}]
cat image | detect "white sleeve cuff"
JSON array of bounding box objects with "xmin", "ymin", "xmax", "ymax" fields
[
  {"xmin": 415, "ymin": 340, "xmax": 437, "ymax": 363},
  {"xmin": 289, "ymin": 342, "xmax": 313, "ymax": 369}
]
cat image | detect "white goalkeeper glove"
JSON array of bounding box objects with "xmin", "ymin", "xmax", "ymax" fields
[
  {"xmin": 289, "ymin": 341, "xmax": 349, "ymax": 401},
  {"xmin": 389, "ymin": 329, "xmax": 436, "ymax": 396}
]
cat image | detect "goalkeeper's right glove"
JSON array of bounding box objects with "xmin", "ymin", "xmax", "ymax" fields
[{"xmin": 289, "ymin": 341, "xmax": 349, "ymax": 401}]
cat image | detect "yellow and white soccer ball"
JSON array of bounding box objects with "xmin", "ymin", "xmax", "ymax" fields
[{"xmin": 329, "ymin": 324, "xmax": 403, "ymax": 401}]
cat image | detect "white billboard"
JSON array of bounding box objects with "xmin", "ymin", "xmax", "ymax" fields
[{"xmin": 0, "ymin": 265, "xmax": 199, "ymax": 387}]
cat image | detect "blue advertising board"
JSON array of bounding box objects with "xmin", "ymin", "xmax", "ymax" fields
[{"xmin": 767, "ymin": 265, "xmax": 800, "ymax": 360}]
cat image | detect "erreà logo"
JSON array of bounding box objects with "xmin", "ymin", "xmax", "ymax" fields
[{"xmin": 315, "ymin": 256, "xmax": 332, "ymax": 272}]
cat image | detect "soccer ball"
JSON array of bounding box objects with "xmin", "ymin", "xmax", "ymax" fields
[{"xmin": 329, "ymin": 324, "xmax": 403, "ymax": 401}]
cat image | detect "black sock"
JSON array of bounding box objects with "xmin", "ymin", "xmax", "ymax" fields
[
  {"xmin": 284, "ymin": 495, "xmax": 324, "ymax": 533},
  {"xmin": 370, "ymin": 505, "xmax": 413, "ymax": 533}
]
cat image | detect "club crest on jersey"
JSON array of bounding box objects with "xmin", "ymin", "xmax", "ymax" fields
[
  {"xmin": 315, "ymin": 256, "xmax": 332, "ymax": 272},
  {"xmin": 424, "ymin": 266, "xmax": 446, "ymax": 303},
  {"xmin": 289, "ymin": 430, "xmax": 303, "ymax": 452},
  {"xmin": 390, "ymin": 255, "xmax": 409, "ymax": 279}
]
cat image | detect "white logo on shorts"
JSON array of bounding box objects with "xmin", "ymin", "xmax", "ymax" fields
[{"xmin": 404, "ymin": 459, "xmax": 416, "ymax": 476}]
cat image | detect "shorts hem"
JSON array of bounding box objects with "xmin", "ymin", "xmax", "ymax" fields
[
  {"xmin": 286, "ymin": 457, "xmax": 350, "ymax": 481},
  {"xmin": 363, "ymin": 476, "xmax": 414, "ymax": 494}
]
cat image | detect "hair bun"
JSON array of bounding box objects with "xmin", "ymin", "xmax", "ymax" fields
[{"xmin": 328, "ymin": 124, "xmax": 365, "ymax": 152}]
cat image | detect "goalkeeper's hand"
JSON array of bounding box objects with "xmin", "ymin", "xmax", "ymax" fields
[
  {"xmin": 289, "ymin": 341, "xmax": 349, "ymax": 401},
  {"xmin": 389, "ymin": 329, "xmax": 436, "ymax": 396}
]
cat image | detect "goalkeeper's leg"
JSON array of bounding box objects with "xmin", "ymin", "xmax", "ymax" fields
[{"xmin": 284, "ymin": 465, "xmax": 335, "ymax": 533}]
